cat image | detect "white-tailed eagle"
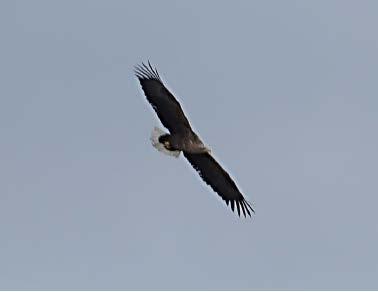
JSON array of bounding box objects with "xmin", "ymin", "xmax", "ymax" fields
[{"xmin": 135, "ymin": 62, "xmax": 254, "ymax": 217}]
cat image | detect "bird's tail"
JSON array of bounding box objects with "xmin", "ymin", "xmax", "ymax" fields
[{"xmin": 150, "ymin": 127, "xmax": 181, "ymax": 158}]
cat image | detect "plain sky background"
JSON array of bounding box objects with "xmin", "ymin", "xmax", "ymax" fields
[{"xmin": 1, "ymin": 0, "xmax": 378, "ymax": 290}]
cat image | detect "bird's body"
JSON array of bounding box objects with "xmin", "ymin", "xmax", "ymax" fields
[
  {"xmin": 135, "ymin": 62, "xmax": 254, "ymax": 217},
  {"xmin": 159, "ymin": 130, "xmax": 210, "ymax": 154}
]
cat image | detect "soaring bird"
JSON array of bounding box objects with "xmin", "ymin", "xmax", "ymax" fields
[{"xmin": 135, "ymin": 62, "xmax": 254, "ymax": 217}]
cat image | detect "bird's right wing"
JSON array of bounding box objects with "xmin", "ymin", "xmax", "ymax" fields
[
  {"xmin": 184, "ymin": 152, "xmax": 254, "ymax": 217},
  {"xmin": 135, "ymin": 62, "xmax": 192, "ymax": 134}
]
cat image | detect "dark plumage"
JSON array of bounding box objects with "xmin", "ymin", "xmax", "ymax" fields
[
  {"xmin": 134, "ymin": 62, "xmax": 191, "ymax": 134},
  {"xmin": 184, "ymin": 152, "xmax": 253, "ymax": 217},
  {"xmin": 135, "ymin": 61, "xmax": 254, "ymax": 217}
]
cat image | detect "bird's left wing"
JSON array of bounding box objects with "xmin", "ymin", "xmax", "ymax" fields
[
  {"xmin": 183, "ymin": 152, "xmax": 254, "ymax": 217},
  {"xmin": 135, "ymin": 62, "xmax": 192, "ymax": 134}
]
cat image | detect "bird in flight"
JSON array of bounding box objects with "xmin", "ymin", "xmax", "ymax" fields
[{"xmin": 135, "ymin": 62, "xmax": 254, "ymax": 217}]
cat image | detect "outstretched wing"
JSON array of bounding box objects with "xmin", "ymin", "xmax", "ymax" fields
[
  {"xmin": 135, "ymin": 62, "xmax": 192, "ymax": 134},
  {"xmin": 184, "ymin": 152, "xmax": 254, "ymax": 217}
]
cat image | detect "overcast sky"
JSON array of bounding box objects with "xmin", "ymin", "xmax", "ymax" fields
[{"xmin": 1, "ymin": 0, "xmax": 378, "ymax": 290}]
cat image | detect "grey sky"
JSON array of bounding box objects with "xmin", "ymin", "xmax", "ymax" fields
[{"xmin": 1, "ymin": 0, "xmax": 378, "ymax": 290}]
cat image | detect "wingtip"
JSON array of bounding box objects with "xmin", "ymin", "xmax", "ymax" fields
[
  {"xmin": 134, "ymin": 61, "xmax": 161, "ymax": 81},
  {"xmin": 229, "ymin": 199, "xmax": 255, "ymax": 218},
  {"xmin": 240, "ymin": 201, "xmax": 247, "ymax": 217},
  {"xmin": 245, "ymin": 199, "xmax": 255, "ymax": 215}
]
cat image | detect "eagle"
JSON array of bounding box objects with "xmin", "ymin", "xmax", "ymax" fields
[{"xmin": 135, "ymin": 62, "xmax": 254, "ymax": 217}]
